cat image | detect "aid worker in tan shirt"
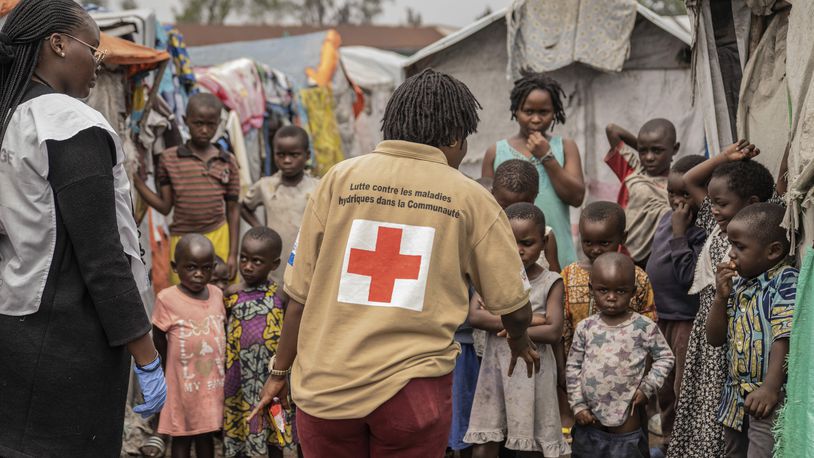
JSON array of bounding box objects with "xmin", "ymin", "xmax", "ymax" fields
[{"xmin": 250, "ymin": 69, "xmax": 540, "ymax": 457}]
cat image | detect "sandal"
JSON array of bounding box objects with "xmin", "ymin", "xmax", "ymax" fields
[{"xmin": 139, "ymin": 435, "xmax": 166, "ymax": 458}]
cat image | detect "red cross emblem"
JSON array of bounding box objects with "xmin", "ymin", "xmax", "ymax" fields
[
  {"xmin": 338, "ymin": 220, "xmax": 435, "ymax": 311},
  {"xmin": 347, "ymin": 226, "xmax": 422, "ymax": 303}
]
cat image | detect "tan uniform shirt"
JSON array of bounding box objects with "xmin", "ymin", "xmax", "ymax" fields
[
  {"xmin": 242, "ymin": 172, "xmax": 320, "ymax": 284},
  {"xmin": 284, "ymin": 140, "xmax": 530, "ymax": 419}
]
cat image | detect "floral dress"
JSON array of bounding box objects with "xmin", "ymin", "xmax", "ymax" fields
[
  {"xmin": 223, "ymin": 282, "xmax": 295, "ymax": 456},
  {"xmin": 667, "ymin": 199, "xmax": 730, "ymax": 457}
]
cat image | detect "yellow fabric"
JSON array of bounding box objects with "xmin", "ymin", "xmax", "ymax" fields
[
  {"xmin": 299, "ymin": 86, "xmax": 344, "ymax": 176},
  {"xmin": 169, "ymin": 223, "xmax": 230, "ymax": 285},
  {"xmin": 284, "ymin": 140, "xmax": 530, "ymax": 419}
]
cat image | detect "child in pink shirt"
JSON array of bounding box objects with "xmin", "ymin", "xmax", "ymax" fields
[{"xmin": 152, "ymin": 234, "xmax": 226, "ymax": 458}]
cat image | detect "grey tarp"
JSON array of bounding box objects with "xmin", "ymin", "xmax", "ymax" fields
[{"xmin": 404, "ymin": 5, "xmax": 704, "ymax": 205}]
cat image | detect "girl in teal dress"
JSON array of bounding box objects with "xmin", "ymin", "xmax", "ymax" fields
[{"xmin": 482, "ymin": 73, "xmax": 585, "ymax": 269}]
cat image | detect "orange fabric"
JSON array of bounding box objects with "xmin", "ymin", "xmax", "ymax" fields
[
  {"xmin": 99, "ymin": 33, "xmax": 169, "ymax": 69},
  {"xmin": 147, "ymin": 210, "xmax": 171, "ymax": 296},
  {"xmin": 0, "ymin": 0, "xmax": 18, "ymax": 16},
  {"xmin": 305, "ymin": 29, "xmax": 341, "ymax": 87}
]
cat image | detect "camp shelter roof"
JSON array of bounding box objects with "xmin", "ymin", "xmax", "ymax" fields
[
  {"xmin": 404, "ymin": 4, "xmax": 691, "ymax": 69},
  {"xmin": 177, "ymin": 23, "xmax": 447, "ymax": 55},
  {"xmin": 0, "ymin": 1, "xmax": 168, "ymax": 70},
  {"xmin": 91, "ymin": 9, "xmax": 157, "ymax": 48},
  {"xmin": 99, "ymin": 33, "xmax": 168, "ymax": 68},
  {"xmin": 340, "ymin": 46, "xmax": 406, "ymax": 89},
  {"xmin": 188, "ymin": 30, "xmax": 332, "ymax": 89}
]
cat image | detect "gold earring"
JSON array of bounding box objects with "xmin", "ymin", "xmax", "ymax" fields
[
  {"xmin": 60, "ymin": 52, "xmax": 65, "ymax": 57},
  {"xmin": 450, "ymin": 140, "xmax": 458, "ymax": 148}
]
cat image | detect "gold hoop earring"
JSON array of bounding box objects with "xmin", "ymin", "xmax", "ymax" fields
[{"xmin": 450, "ymin": 140, "xmax": 458, "ymax": 148}]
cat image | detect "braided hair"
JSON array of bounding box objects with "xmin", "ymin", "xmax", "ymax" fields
[
  {"xmin": 382, "ymin": 68, "xmax": 482, "ymax": 148},
  {"xmin": 0, "ymin": 0, "xmax": 89, "ymax": 142},
  {"xmin": 509, "ymin": 72, "xmax": 567, "ymax": 126}
]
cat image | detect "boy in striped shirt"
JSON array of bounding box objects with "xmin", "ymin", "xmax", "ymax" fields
[{"xmin": 134, "ymin": 93, "xmax": 241, "ymax": 283}]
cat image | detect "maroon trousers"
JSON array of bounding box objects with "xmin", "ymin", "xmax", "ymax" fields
[{"xmin": 297, "ymin": 373, "xmax": 453, "ymax": 458}]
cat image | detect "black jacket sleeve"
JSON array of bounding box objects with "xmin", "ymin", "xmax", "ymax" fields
[{"xmin": 46, "ymin": 127, "xmax": 151, "ymax": 346}]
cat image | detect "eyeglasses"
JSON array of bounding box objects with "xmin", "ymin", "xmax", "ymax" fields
[{"xmin": 46, "ymin": 33, "xmax": 107, "ymax": 65}]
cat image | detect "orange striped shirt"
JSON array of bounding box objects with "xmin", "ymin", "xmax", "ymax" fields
[{"xmin": 157, "ymin": 144, "xmax": 240, "ymax": 234}]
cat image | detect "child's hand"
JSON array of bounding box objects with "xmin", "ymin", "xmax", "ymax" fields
[
  {"xmin": 531, "ymin": 313, "xmax": 548, "ymax": 326},
  {"xmin": 527, "ymin": 131, "xmax": 552, "ymax": 160},
  {"xmin": 722, "ymin": 139, "xmax": 760, "ymax": 162},
  {"xmin": 575, "ymin": 409, "xmax": 597, "ymax": 426},
  {"xmin": 630, "ymin": 389, "xmax": 647, "ymax": 417},
  {"xmin": 498, "ymin": 314, "xmax": 546, "ymax": 337},
  {"xmin": 671, "ymin": 201, "xmax": 694, "ymax": 237},
  {"xmin": 715, "ymin": 261, "xmax": 738, "ymax": 300},
  {"xmin": 744, "ymin": 385, "xmax": 781, "ymax": 419}
]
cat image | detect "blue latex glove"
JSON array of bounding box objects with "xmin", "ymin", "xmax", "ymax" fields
[{"xmin": 133, "ymin": 356, "xmax": 167, "ymax": 418}]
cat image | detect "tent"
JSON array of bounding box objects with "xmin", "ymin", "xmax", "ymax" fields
[
  {"xmin": 188, "ymin": 31, "xmax": 360, "ymax": 174},
  {"xmin": 404, "ymin": 4, "xmax": 705, "ymax": 206},
  {"xmin": 339, "ymin": 46, "xmax": 406, "ymax": 157}
]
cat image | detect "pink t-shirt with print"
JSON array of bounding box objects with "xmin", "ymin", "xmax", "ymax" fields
[{"xmin": 152, "ymin": 285, "xmax": 226, "ymax": 436}]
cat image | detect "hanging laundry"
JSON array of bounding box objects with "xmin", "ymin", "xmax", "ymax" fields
[
  {"xmin": 506, "ymin": 0, "xmax": 638, "ymax": 77},
  {"xmin": 196, "ymin": 58, "xmax": 266, "ymax": 133},
  {"xmin": 299, "ymin": 86, "xmax": 345, "ymax": 176}
]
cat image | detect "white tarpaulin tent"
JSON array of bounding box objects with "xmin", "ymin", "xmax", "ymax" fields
[
  {"xmin": 339, "ymin": 46, "xmax": 406, "ymax": 157},
  {"xmin": 404, "ymin": 3, "xmax": 705, "ymax": 207}
]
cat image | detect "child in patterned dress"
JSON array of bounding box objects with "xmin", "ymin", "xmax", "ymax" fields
[
  {"xmin": 567, "ymin": 253, "xmax": 674, "ymax": 458},
  {"xmin": 223, "ymin": 227, "xmax": 294, "ymax": 457},
  {"xmin": 465, "ymin": 203, "xmax": 570, "ymax": 457}
]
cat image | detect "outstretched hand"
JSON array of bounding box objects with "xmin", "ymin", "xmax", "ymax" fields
[
  {"xmin": 506, "ymin": 332, "xmax": 540, "ymax": 377},
  {"xmin": 248, "ymin": 375, "xmax": 289, "ymax": 422},
  {"xmin": 722, "ymin": 139, "xmax": 760, "ymax": 162}
]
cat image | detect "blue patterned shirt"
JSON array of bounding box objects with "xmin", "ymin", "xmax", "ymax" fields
[{"xmin": 717, "ymin": 263, "xmax": 798, "ymax": 430}]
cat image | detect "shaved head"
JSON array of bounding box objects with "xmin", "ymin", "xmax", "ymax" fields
[
  {"xmin": 591, "ymin": 252, "xmax": 636, "ymax": 287},
  {"xmin": 175, "ymin": 233, "xmax": 215, "ymax": 263},
  {"xmin": 639, "ymin": 118, "xmax": 677, "ymax": 145}
]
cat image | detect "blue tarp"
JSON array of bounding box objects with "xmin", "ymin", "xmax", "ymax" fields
[{"xmin": 188, "ymin": 31, "xmax": 329, "ymax": 89}]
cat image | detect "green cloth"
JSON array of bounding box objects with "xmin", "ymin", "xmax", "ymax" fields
[{"xmin": 774, "ymin": 247, "xmax": 814, "ymax": 457}]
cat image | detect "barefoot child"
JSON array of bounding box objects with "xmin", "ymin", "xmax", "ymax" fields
[
  {"xmin": 605, "ymin": 120, "xmax": 680, "ymax": 267},
  {"xmin": 134, "ymin": 93, "xmax": 241, "ymax": 283},
  {"xmin": 152, "ymin": 235, "xmax": 226, "ymax": 458},
  {"xmin": 668, "ymin": 142, "xmax": 776, "ymax": 458},
  {"xmin": 241, "ymin": 126, "xmax": 320, "ymax": 284},
  {"xmin": 223, "ymin": 227, "xmax": 294, "ymax": 457},
  {"xmin": 644, "ymin": 154, "xmax": 707, "ymax": 449},
  {"xmin": 567, "ymin": 253, "xmax": 674, "ymax": 458},
  {"xmin": 561, "ymin": 202, "xmax": 657, "ymax": 356},
  {"xmin": 465, "ymin": 202, "xmax": 570, "ymax": 457},
  {"xmin": 483, "ymin": 73, "xmax": 585, "ymax": 268},
  {"xmin": 706, "ymin": 203, "xmax": 797, "ymax": 458}
]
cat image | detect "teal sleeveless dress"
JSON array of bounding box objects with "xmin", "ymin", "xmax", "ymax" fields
[{"xmin": 493, "ymin": 137, "xmax": 577, "ymax": 268}]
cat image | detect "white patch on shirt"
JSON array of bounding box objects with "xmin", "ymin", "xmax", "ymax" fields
[{"xmin": 337, "ymin": 219, "xmax": 435, "ymax": 312}]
